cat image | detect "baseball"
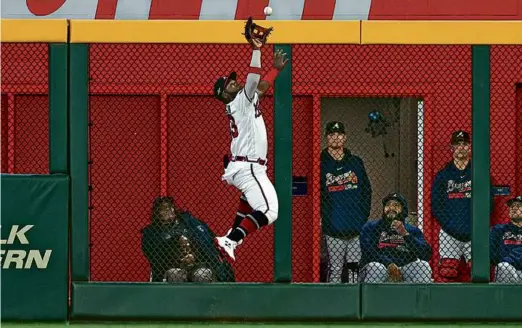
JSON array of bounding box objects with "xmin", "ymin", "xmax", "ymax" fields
[{"xmin": 264, "ymin": 6, "xmax": 272, "ymax": 16}]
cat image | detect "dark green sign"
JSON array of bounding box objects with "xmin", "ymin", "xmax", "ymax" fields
[{"xmin": 1, "ymin": 174, "xmax": 69, "ymax": 321}]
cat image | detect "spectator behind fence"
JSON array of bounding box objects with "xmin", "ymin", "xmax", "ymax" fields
[
  {"xmin": 431, "ymin": 130, "xmax": 494, "ymax": 282},
  {"xmin": 140, "ymin": 196, "xmax": 235, "ymax": 283},
  {"xmin": 360, "ymin": 193, "xmax": 433, "ymax": 283},
  {"xmin": 490, "ymin": 196, "xmax": 522, "ymax": 283},
  {"xmin": 320, "ymin": 121, "xmax": 372, "ymax": 283}
]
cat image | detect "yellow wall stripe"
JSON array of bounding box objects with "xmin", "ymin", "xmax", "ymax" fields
[
  {"xmin": 69, "ymin": 20, "xmax": 361, "ymax": 44},
  {"xmin": 362, "ymin": 21, "xmax": 522, "ymax": 45},
  {"xmin": 1, "ymin": 19, "xmax": 68, "ymax": 42},
  {"xmin": 2, "ymin": 19, "xmax": 520, "ymax": 45}
]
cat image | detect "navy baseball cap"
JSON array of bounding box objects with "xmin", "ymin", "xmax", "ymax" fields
[
  {"xmin": 451, "ymin": 130, "xmax": 470, "ymax": 145},
  {"xmin": 213, "ymin": 71, "xmax": 237, "ymax": 102},
  {"xmin": 507, "ymin": 196, "xmax": 522, "ymax": 207},
  {"xmin": 382, "ymin": 192, "xmax": 409, "ymax": 219},
  {"xmin": 325, "ymin": 121, "xmax": 345, "ymax": 135},
  {"xmin": 383, "ymin": 193, "xmax": 407, "ymax": 208}
]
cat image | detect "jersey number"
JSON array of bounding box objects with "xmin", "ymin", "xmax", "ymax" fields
[
  {"xmin": 227, "ymin": 115, "xmax": 238, "ymax": 138},
  {"xmin": 254, "ymin": 98, "xmax": 262, "ymax": 118}
]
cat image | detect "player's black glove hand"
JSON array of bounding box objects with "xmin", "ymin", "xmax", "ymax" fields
[{"xmin": 243, "ymin": 16, "xmax": 273, "ymax": 49}]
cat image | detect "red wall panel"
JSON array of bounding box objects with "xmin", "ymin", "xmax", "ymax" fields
[
  {"xmin": 14, "ymin": 95, "xmax": 49, "ymax": 174},
  {"xmin": 291, "ymin": 96, "xmax": 315, "ymax": 282},
  {"xmin": 89, "ymin": 44, "xmax": 274, "ymax": 94},
  {"xmin": 490, "ymin": 46, "xmax": 522, "ymax": 224},
  {"xmin": 89, "ymin": 95, "xmax": 161, "ymax": 282},
  {"xmin": 1, "ymin": 43, "xmax": 48, "ymax": 88},
  {"xmin": 1, "ymin": 95, "xmax": 8, "ymax": 172},
  {"xmin": 515, "ymin": 87, "xmax": 522, "ymax": 204},
  {"xmin": 1, "ymin": 43, "xmax": 48, "ymax": 174}
]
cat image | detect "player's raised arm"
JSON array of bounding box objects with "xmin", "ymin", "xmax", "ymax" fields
[
  {"xmin": 257, "ymin": 49, "xmax": 289, "ymax": 98},
  {"xmin": 244, "ymin": 38, "xmax": 263, "ymax": 102}
]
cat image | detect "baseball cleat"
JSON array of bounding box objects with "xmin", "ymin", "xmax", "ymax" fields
[
  {"xmin": 215, "ymin": 236, "xmax": 238, "ymax": 261},
  {"xmin": 227, "ymin": 228, "xmax": 243, "ymax": 245}
]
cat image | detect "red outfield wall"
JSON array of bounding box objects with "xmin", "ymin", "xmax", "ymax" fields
[
  {"xmin": 1, "ymin": 43, "xmax": 521, "ymax": 282},
  {"xmin": 1, "ymin": 43, "xmax": 49, "ymax": 174}
]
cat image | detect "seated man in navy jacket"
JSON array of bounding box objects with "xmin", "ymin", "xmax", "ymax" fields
[
  {"xmin": 360, "ymin": 193, "xmax": 433, "ymax": 283},
  {"xmin": 490, "ymin": 196, "xmax": 522, "ymax": 283},
  {"xmin": 141, "ymin": 196, "xmax": 235, "ymax": 283}
]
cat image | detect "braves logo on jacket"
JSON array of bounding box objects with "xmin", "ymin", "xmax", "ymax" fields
[
  {"xmin": 503, "ymin": 231, "xmax": 522, "ymax": 245},
  {"xmin": 447, "ymin": 179, "xmax": 472, "ymax": 199},
  {"xmin": 325, "ymin": 171, "xmax": 359, "ymax": 192},
  {"xmin": 378, "ymin": 230, "xmax": 408, "ymax": 252}
]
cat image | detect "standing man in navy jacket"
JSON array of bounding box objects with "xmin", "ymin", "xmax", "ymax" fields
[
  {"xmin": 321, "ymin": 121, "xmax": 372, "ymax": 283},
  {"xmin": 360, "ymin": 193, "xmax": 433, "ymax": 283},
  {"xmin": 490, "ymin": 196, "xmax": 522, "ymax": 283},
  {"xmin": 431, "ymin": 130, "xmax": 494, "ymax": 282}
]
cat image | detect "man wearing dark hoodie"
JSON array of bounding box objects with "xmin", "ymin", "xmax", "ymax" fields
[
  {"xmin": 360, "ymin": 193, "xmax": 433, "ymax": 283},
  {"xmin": 490, "ymin": 196, "xmax": 522, "ymax": 283},
  {"xmin": 141, "ymin": 196, "xmax": 235, "ymax": 283},
  {"xmin": 431, "ymin": 130, "xmax": 494, "ymax": 282},
  {"xmin": 321, "ymin": 121, "xmax": 372, "ymax": 283}
]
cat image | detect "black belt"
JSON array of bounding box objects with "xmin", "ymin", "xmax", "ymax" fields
[{"xmin": 230, "ymin": 155, "xmax": 267, "ymax": 165}]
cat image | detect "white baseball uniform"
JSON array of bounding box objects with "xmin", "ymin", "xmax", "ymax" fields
[
  {"xmin": 439, "ymin": 229, "xmax": 471, "ymax": 261},
  {"xmin": 495, "ymin": 262, "xmax": 522, "ymax": 283},
  {"xmin": 324, "ymin": 235, "xmax": 361, "ymax": 283},
  {"xmin": 221, "ymin": 56, "xmax": 278, "ymax": 225},
  {"xmin": 360, "ymin": 260, "xmax": 433, "ymax": 283}
]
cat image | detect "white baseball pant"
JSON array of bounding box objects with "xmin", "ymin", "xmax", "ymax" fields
[
  {"xmin": 439, "ymin": 229, "xmax": 471, "ymax": 261},
  {"xmin": 325, "ymin": 235, "xmax": 361, "ymax": 283},
  {"xmin": 494, "ymin": 262, "xmax": 522, "ymax": 283},
  {"xmin": 361, "ymin": 260, "xmax": 433, "ymax": 283},
  {"xmin": 222, "ymin": 162, "xmax": 278, "ymax": 224}
]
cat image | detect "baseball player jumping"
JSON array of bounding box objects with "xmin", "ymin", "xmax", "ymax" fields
[
  {"xmin": 212, "ymin": 34, "xmax": 288, "ymax": 261},
  {"xmin": 490, "ymin": 196, "xmax": 522, "ymax": 283}
]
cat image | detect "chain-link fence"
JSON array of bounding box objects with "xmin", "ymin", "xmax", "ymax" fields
[
  {"xmin": 88, "ymin": 44, "xmax": 275, "ymax": 282},
  {"xmin": 292, "ymin": 45, "xmax": 473, "ymax": 283},
  {"xmin": 489, "ymin": 46, "xmax": 522, "ymax": 284},
  {"xmin": 1, "ymin": 43, "xmax": 49, "ymax": 174},
  {"xmin": 83, "ymin": 42, "xmax": 521, "ymax": 284}
]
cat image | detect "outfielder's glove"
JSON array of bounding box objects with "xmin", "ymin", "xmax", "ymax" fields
[{"xmin": 243, "ymin": 16, "xmax": 273, "ymax": 49}]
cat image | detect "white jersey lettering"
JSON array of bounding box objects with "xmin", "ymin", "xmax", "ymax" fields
[{"xmin": 225, "ymin": 90, "xmax": 267, "ymax": 160}]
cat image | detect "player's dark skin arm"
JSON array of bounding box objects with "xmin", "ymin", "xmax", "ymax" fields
[{"xmin": 257, "ymin": 81, "xmax": 270, "ymax": 98}]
